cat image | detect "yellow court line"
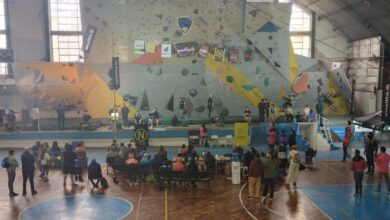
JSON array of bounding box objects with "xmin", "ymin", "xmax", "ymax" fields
[{"xmin": 165, "ymin": 188, "xmax": 168, "ymax": 220}]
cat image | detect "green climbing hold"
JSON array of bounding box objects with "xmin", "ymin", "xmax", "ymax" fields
[
  {"xmin": 226, "ymin": 75, "xmax": 234, "ymax": 83},
  {"xmin": 241, "ymin": 84, "xmax": 256, "ymax": 91}
]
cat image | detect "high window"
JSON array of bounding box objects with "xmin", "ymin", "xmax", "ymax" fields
[
  {"xmin": 0, "ymin": 0, "xmax": 8, "ymax": 75},
  {"xmin": 49, "ymin": 0, "xmax": 84, "ymax": 62},
  {"xmin": 289, "ymin": 3, "xmax": 312, "ymax": 57}
]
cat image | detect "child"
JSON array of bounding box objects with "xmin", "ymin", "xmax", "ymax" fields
[{"xmin": 350, "ymin": 149, "xmax": 366, "ymax": 197}]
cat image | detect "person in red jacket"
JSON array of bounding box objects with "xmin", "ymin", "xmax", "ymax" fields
[
  {"xmin": 350, "ymin": 149, "xmax": 367, "ymax": 197},
  {"xmin": 342, "ymin": 121, "xmax": 352, "ymax": 162},
  {"xmin": 374, "ymin": 146, "xmax": 390, "ymax": 195},
  {"xmin": 247, "ymin": 153, "xmax": 264, "ymax": 200}
]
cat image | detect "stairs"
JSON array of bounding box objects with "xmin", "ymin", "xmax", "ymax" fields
[{"xmin": 318, "ymin": 116, "xmax": 337, "ymax": 150}]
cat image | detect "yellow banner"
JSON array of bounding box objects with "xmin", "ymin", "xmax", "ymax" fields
[{"xmin": 234, "ymin": 123, "xmax": 249, "ymax": 146}]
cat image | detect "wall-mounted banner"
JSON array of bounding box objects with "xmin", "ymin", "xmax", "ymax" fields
[
  {"xmin": 214, "ymin": 48, "xmax": 225, "ymax": 61},
  {"xmin": 83, "ymin": 25, "xmax": 97, "ymax": 54},
  {"xmin": 161, "ymin": 44, "xmax": 172, "ymax": 58},
  {"xmin": 234, "ymin": 122, "xmax": 248, "ymax": 146},
  {"xmin": 175, "ymin": 42, "xmax": 198, "ymax": 57},
  {"xmin": 146, "ymin": 43, "xmax": 156, "ymax": 53},
  {"xmin": 198, "ymin": 45, "xmax": 209, "ymax": 58},
  {"xmin": 188, "ymin": 130, "xmax": 200, "ymax": 147},
  {"xmin": 134, "ymin": 124, "xmax": 149, "ymax": 149},
  {"xmin": 177, "ymin": 17, "xmax": 192, "ymax": 34},
  {"xmin": 229, "ymin": 48, "xmax": 239, "ymax": 64},
  {"xmin": 0, "ymin": 49, "xmax": 14, "ymax": 63},
  {"xmin": 134, "ymin": 40, "xmax": 145, "ymax": 54}
]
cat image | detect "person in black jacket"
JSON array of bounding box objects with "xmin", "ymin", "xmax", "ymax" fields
[
  {"xmin": 21, "ymin": 147, "xmax": 37, "ymax": 196},
  {"xmin": 185, "ymin": 157, "xmax": 199, "ymax": 188},
  {"xmin": 88, "ymin": 159, "xmax": 102, "ymax": 188},
  {"xmin": 62, "ymin": 143, "xmax": 77, "ymax": 188}
]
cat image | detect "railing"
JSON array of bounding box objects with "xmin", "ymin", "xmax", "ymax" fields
[{"xmin": 318, "ymin": 114, "xmax": 333, "ymax": 145}]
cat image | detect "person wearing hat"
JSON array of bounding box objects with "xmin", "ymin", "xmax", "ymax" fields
[
  {"xmin": 21, "ymin": 147, "xmax": 37, "ymax": 196},
  {"xmin": 350, "ymin": 149, "xmax": 367, "ymax": 197},
  {"xmin": 3, "ymin": 150, "xmax": 19, "ymax": 197}
]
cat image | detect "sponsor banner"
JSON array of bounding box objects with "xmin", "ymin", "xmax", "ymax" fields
[
  {"xmin": 134, "ymin": 124, "xmax": 149, "ymax": 148},
  {"xmin": 198, "ymin": 45, "xmax": 209, "ymax": 58},
  {"xmin": 188, "ymin": 130, "xmax": 200, "ymax": 146},
  {"xmin": 146, "ymin": 43, "xmax": 156, "ymax": 53},
  {"xmin": 234, "ymin": 123, "xmax": 249, "ymax": 146},
  {"xmin": 214, "ymin": 47, "xmax": 225, "ymax": 61},
  {"xmin": 229, "ymin": 48, "xmax": 239, "ymax": 63},
  {"xmin": 83, "ymin": 25, "xmax": 97, "ymax": 54},
  {"xmin": 161, "ymin": 43, "xmax": 172, "ymax": 58},
  {"xmin": 175, "ymin": 42, "xmax": 198, "ymax": 57},
  {"xmin": 134, "ymin": 40, "xmax": 145, "ymax": 54}
]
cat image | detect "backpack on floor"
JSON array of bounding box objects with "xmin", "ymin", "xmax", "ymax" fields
[
  {"xmin": 1, "ymin": 157, "xmax": 10, "ymax": 168},
  {"xmin": 100, "ymin": 176, "xmax": 109, "ymax": 189}
]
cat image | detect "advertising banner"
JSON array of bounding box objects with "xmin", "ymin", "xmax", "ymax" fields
[
  {"xmin": 134, "ymin": 124, "xmax": 149, "ymax": 148},
  {"xmin": 234, "ymin": 123, "xmax": 249, "ymax": 146},
  {"xmin": 188, "ymin": 130, "xmax": 200, "ymax": 147}
]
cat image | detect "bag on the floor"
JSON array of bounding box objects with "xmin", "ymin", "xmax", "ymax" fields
[
  {"xmin": 100, "ymin": 176, "xmax": 109, "ymax": 189},
  {"xmin": 146, "ymin": 174, "xmax": 155, "ymax": 183},
  {"xmin": 1, "ymin": 157, "xmax": 10, "ymax": 168},
  {"xmin": 299, "ymin": 163, "xmax": 306, "ymax": 171}
]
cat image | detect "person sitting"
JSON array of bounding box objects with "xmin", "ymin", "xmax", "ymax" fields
[
  {"xmin": 204, "ymin": 152, "xmax": 216, "ymax": 173},
  {"xmin": 185, "ymin": 157, "xmax": 199, "ymax": 188},
  {"xmin": 106, "ymin": 147, "xmax": 119, "ymax": 173},
  {"xmin": 156, "ymin": 145, "xmax": 168, "ymax": 161},
  {"xmin": 79, "ymin": 110, "xmax": 92, "ymax": 131},
  {"xmin": 177, "ymin": 144, "xmax": 187, "ymax": 157},
  {"xmin": 171, "ymin": 114, "xmax": 179, "ymax": 127},
  {"xmin": 309, "ymin": 109, "xmax": 316, "ymax": 122},
  {"xmin": 134, "ymin": 110, "xmax": 142, "ymax": 124},
  {"xmin": 172, "ymin": 157, "xmax": 185, "ymax": 172},
  {"xmin": 159, "ymin": 160, "xmax": 173, "ymax": 189},
  {"xmin": 184, "ymin": 145, "xmax": 199, "ymax": 162},
  {"xmin": 126, "ymin": 153, "xmax": 139, "ymax": 186},
  {"xmin": 149, "ymin": 108, "xmax": 161, "ymax": 128},
  {"xmin": 88, "ymin": 159, "xmax": 102, "ymax": 188},
  {"xmin": 295, "ymin": 111, "xmax": 303, "ymax": 122},
  {"xmin": 75, "ymin": 143, "xmax": 87, "ymax": 160},
  {"xmin": 139, "ymin": 153, "xmax": 151, "ymax": 183},
  {"xmin": 244, "ymin": 107, "xmax": 252, "ymax": 124}
]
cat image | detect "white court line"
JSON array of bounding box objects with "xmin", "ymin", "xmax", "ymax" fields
[
  {"xmin": 135, "ymin": 183, "xmax": 144, "ymax": 220},
  {"xmin": 238, "ymin": 182, "xmax": 258, "ymax": 220},
  {"xmin": 141, "ymin": 195, "xmax": 210, "ymax": 200},
  {"xmin": 298, "ymin": 190, "xmax": 333, "ymax": 220},
  {"xmin": 321, "ymin": 163, "xmax": 350, "ymax": 180}
]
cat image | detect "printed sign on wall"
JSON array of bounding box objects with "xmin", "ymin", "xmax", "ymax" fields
[
  {"xmin": 83, "ymin": 25, "xmax": 97, "ymax": 54},
  {"xmin": 214, "ymin": 48, "xmax": 225, "ymax": 61},
  {"xmin": 134, "ymin": 124, "xmax": 149, "ymax": 148},
  {"xmin": 134, "ymin": 40, "xmax": 145, "ymax": 54},
  {"xmin": 175, "ymin": 42, "xmax": 198, "ymax": 57},
  {"xmin": 161, "ymin": 44, "xmax": 172, "ymax": 58}
]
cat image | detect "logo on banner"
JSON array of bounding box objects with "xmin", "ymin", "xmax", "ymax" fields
[
  {"xmin": 135, "ymin": 129, "xmax": 148, "ymax": 142},
  {"xmin": 161, "ymin": 44, "xmax": 172, "ymax": 58},
  {"xmin": 177, "ymin": 17, "xmax": 192, "ymax": 34}
]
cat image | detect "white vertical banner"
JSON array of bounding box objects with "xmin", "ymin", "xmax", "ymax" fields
[
  {"xmin": 161, "ymin": 43, "xmax": 172, "ymax": 58},
  {"xmin": 134, "ymin": 40, "xmax": 145, "ymax": 54}
]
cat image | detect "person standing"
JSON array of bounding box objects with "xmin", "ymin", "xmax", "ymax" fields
[
  {"xmin": 257, "ymin": 99, "xmax": 265, "ymax": 123},
  {"xmin": 350, "ymin": 149, "xmax": 366, "ymax": 197},
  {"xmin": 56, "ymin": 103, "xmax": 66, "ymax": 130},
  {"xmin": 247, "ymin": 153, "xmax": 263, "ymax": 200},
  {"xmin": 62, "ymin": 143, "xmax": 77, "ymax": 188},
  {"xmin": 316, "ymin": 100, "xmax": 323, "ymax": 126},
  {"xmin": 199, "ymin": 124, "xmax": 208, "ymax": 147},
  {"xmin": 342, "ymin": 121, "xmax": 352, "ymax": 162},
  {"xmin": 121, "ymin": 104, "xmax": 129, "ymax": 127},
  {"xmin": 364, "ymin": 133, "xmax": 378, "ymax": 174},
  {"xmin": 262, "ymin": 152, "xmax": 276, "ymax": 199},
  {"xmin": 39, "ymin": 147, "xmax": 51, "ymax": 181},
  {"xmin": 303, "ymin": 104, "xmax": 310, "ymax": 122},
  {"xmin": 267, "ymin": 127, "xmax": 277, "ymax": 147},
  {"xmin": 21, "ymin": 147, "xmax": 37, "ymax": 196},
  {"xmin": 288, "ymin": 130, "xmax": 297, "ymax": 150},
  {"xmin": 31, "ymin": 105, "xmax": 40, "ymax": 131},
  {"xmin": 207, "ymin": 95, "xmax": 213, "ymax": 118},
  {"xmin": 3, "ymin": 150, "xmax": 19, "ymax": 197},
  {"xmin": 285, "ymin": 145, "xmax": 300, "ymax": 189},
  {"xmin": 374, "ymin": 147, "xmax": 390, "ymax": 196}
]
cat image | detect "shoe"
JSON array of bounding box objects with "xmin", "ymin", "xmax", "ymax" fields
[
  {"xmin": 9, "ymin": 192, "xmax": 18, "ymax": 197},
  {"xmin": 71, "ymin": 183, "xmax": 78, "ymax": 187},
  {"xmin": 247, "ymin": 196, "xmax": 254, "ymax": 200},
  {"xmin": 22, "ymin": 192, "xmax": 26, "ymax": 196},
  {"xmin": 32, "ymin": 191, "xmax": 37, "ymax": 195}
]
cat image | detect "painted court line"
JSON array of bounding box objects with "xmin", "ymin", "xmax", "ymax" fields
[
  {"xmin": 165, "ymin": 188, "xmax": 168, "ymax": 220},
  {"xmin": 321, "ymin": 163, "xmax": 350, "ymax": 180},
  {"xmin": 135, "ymin": 183, "xmax": 144, "ymax": 220},
  {"xmin": 238, "ymin": 182, "xmax": 258, "ymax": 220},
  {"xmin": 298, "ymin": 190, "xmax": 333, "ymax": 220}
]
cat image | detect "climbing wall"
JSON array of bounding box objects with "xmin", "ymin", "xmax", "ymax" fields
[{"xmin": 11, "ymin": 0, "xmax": 349, "ymax": 118}]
